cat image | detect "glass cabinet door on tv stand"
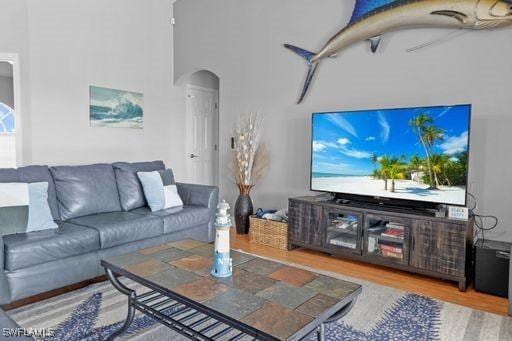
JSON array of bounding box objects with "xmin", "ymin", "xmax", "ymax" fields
[
  {"xmin": 323, "ymin": 208, "xmax": 362, "ymax": 254},
  {"xmin": 364, "ymin": 214, "xmax": 411, "ymax": 266}
]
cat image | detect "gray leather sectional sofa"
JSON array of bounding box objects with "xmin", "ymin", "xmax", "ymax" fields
[{"xmin": 0, "ymin": 161, "xmax": 218, "ymax": 305}]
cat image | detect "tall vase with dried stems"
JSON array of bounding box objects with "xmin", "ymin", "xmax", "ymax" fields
[
  {"xmin": 235, "ymin": 184, "xmax": 253, "ymax": 234},
  {"xmin": 232, "ymin": 113, "xmax": 269, "ymax": 234}
]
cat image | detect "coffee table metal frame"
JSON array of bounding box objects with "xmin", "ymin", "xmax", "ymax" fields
[{"xmin": 102, "ymin": 260, "xmax": 360, "ymax": 341}]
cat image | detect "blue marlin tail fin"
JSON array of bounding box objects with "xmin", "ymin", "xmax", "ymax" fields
[{"xmin": 284, "ymin": 44, "xmax": 319, "ymax": 104}]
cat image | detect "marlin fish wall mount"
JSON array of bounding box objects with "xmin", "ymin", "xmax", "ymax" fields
[{"xmin": 285, "ymin": 0, "xmax": 512, "ymax": 104}]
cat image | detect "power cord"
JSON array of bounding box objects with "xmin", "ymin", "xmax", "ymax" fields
[{"xmin": 467, "ymin": 192, "xmax": 499, "ymax": 244}]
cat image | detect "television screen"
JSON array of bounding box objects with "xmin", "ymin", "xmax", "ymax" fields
[{"xmin": 311, "ymin": 105, "xmax": 471, "ymax": 206}]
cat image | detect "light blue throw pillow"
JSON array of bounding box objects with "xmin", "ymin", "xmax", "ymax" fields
[
  {"xmin": 137, "ymin": 171, "xmax": 183, "ymax": 212},
  {"xmin": 27, "ymin": 182, "xmax": 58, "ymax": 232},
  {"xmin": 0, "ymin": 182, "xmax": 58, "ymax": 236},
  {"xmin": 137, "ymin": 171, "xmax": 166, "ymax": 212}
]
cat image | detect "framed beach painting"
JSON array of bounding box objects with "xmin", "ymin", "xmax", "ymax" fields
[{"xmin": 89, "ymin": 86, "xmax": 143, "ymax": 129}]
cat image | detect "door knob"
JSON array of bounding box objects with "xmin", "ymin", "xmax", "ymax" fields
[{"xmin": 190, "ymin": 154, "xmax": 200, "ymax": 159}]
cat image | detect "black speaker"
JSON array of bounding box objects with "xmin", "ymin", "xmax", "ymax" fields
[{"xmin": 474, "ymin": 239, "xmax": 511, "ymax": 298}]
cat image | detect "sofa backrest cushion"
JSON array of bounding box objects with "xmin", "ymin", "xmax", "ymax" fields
[
  {"xmin": 112, "ymin": 161, "xmax": 165, "ymax": 211},
  {"xmin": 0, "ymin": 168, "xmax": 17, "ymax": 182},
  {"xmin": 0, "ymin": 166, "xmax": 60, "ymax": 220},
  {"xmin": 50, "ymin": 164, "xmax": 121, "ymax": 220},
  {"xmin": 158, "ymin": 169, "xmax": 175, "ymax": 186}
]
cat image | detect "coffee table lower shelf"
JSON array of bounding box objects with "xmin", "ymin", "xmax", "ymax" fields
[{"xmin": 103, "ymin": 266, "xmax": 359, "ymax": 341}]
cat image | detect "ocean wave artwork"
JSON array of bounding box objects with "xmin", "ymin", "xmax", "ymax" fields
[{"xmin": 89, "ymin": 86, "xmax": 143, "ymax": 129}]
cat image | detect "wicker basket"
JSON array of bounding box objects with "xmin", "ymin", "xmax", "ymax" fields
[{"xmin": 249, "ymin": 216, "xmax": 288, "ymax": 250}]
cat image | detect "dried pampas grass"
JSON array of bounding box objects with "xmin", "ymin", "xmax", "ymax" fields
[
  {"xmin": 251, "ymin": 143, "xmax": 270, "ymax": 184},
  {"xmin": 231, "ymin": 112, "xmax": 269, "ymax": 188}
]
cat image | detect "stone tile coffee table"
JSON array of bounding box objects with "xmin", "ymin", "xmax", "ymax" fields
[{"xmin": 101, "ymin": 239, "xmax": 361, "ymax": 340}]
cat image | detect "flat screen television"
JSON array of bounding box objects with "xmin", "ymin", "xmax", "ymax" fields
[{"xmin": 311, "ymin": 104, "xmax": 471, "ymax": 207}]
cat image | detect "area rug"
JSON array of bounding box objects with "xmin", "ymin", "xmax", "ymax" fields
[{"xmin": 8, "ymin": 253, "xmax": 512, "ymax": 341}]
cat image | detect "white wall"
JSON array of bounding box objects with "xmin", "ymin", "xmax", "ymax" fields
[
  {"xmin": 0, "ymin": 76, "xmax": 14, "ymax": 109},
  {"xmin": 0, "ymin": 0, "xmax": 31, "ymax": 164},
  {"xmin": 0, "ymin": 135, "xmax": 16, "ymax": 168},
  {"xmin": 1, "ymin": 0, "xmax": 188, "ymax": 178},
  {"xmin": 25, "ymin": 0, "xmax": 186, "ymax": 177},
  {"xmin": 174, "ymin": 0, "xmax": 512, "ymax": 241}
]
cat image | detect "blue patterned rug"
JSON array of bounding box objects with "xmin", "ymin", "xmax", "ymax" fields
[
  {"xmin": 306, "ymin": 294, "xmax": 441, "ymax": 341},
  {"xmin": 40, "ymin": 292, "xmax": 182, "ymax": 341},
  {"xmin": 9, "ymin": 266, "xmax": 512, "ymax": 340},
  {"xmin": 44, "ymin": 291, "xmax": 441, "ymax": 341}
]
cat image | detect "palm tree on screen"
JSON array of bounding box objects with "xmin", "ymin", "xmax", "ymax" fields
[
  {"xmin": 430, "ymin": 154, "xmax": 453, "ymax": 187},
  {"xmin": 388, "ymin": 161, "xmax": 405, "ymax": 193},
  {"xmin": 378, "ymin": 156, "xmax": 392, "ymax": 191},
  {"xmin": 370, "ymin": 153, "xmax": 379, "ymax": 179},
  {"xmin": 409, "ymin": 113, "xmax": 441, "ymax": 190}
]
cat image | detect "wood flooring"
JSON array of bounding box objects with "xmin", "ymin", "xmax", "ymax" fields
[
  {"xmin": 3, "ymin": 233, "xmax": 508, "ymax": 317},
  {"xmin": 230, "ymin": 230, "xmax": 509, "ymax": 317}
]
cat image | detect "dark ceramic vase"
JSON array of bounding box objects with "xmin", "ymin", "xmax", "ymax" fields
[{"xmin": 234, "ymin": 185, "xmax": 253, "ymax": 234}]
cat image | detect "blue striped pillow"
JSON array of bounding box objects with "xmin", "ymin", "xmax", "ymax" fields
[{"xmin": 0, "ymin": 182, "xmax": 58, "ymax": 236}]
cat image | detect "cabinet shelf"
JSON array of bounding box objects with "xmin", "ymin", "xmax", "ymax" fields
[
  {"xmin": 368, "ymin": 233, "xmax": 405, "ymax": 244},
  {"xmin": 328, "ymin": 237, "xmax": 357, "ymax": 249},
  {"xmin": 288, "ymin": 196, "xmax": 474, "ymax": 292},
  {"xmin": 327, "ymin": 228, "xmax": 358, "ymax": 236}
]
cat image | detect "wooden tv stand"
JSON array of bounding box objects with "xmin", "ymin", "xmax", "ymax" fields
[{"xmin": 288, "ymin": 196, "xmax": 474, "ymax": 291}]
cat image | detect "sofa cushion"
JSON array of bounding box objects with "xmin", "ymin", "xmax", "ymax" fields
[
  {"xmin": 69, "ymin": 212, "xmax": 164, "ymax": 249},
  {"xmin": 158, "ymin": 169, "xmax": 175, "ymax": 186},
  {"xmin": 3, "ymin": 221, "xmax": 100, "ymax": 271},
  {"xmin": 0, "ymin": 168, "xmax": 17, "ymax": 182},
  {"xmin": 132, "ymin": 205, "xmax": 210, "ymax": 234},
  {"xmin": 112, "ymin": 161, "xmax": 166, "ymax": 211},
  {"xmin": 50, "ymin": 164, "xmax": 122, "ymax": 220}
]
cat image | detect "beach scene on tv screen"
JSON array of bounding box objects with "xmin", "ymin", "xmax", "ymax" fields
[{"xmin": 311, "ymin": 105, "xmax": 470, "ymax": 205}]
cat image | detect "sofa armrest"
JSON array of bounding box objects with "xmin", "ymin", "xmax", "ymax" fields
[
  {"xmin": 0, "ymin": 237, "xmax": 11, "ymax": 304},
  {"xmin": 176, "ymin": 183, "xmax": 219, "ymax": 242},
  {"xmin": 176, "ymin": 183, "xmax": 218, "ymax": 209}
]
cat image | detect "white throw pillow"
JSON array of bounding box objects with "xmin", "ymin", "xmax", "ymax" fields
[{"xmin": 163, "ymin": 185, "xmax": 184, "ymax": 209}]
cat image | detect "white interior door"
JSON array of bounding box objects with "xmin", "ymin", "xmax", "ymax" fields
[{"xmin": 186, "ymin": 85, "xmax": 219, "ymax": 186}]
